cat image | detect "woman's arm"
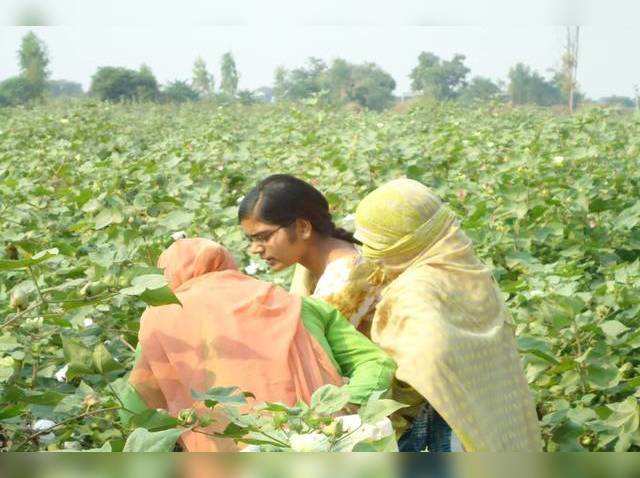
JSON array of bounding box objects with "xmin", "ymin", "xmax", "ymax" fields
[{"xmin": 301, "ymin": 297, "xmax": 396, "ymax": 405}]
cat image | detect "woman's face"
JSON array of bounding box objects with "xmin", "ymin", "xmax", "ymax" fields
[{"xmin": 240, "ymin": 216, "xmax": 309, "ymax": 271}]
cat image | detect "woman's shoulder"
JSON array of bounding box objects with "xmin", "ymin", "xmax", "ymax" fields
[
  {"xmin": 313, "ymin": 254, "xmax": 360, "ymax": 298},
  {"xmin": 313, "ymin": 252, "xmax": 382, "ymax": 330}
]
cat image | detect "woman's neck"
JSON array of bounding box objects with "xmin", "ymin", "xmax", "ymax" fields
[{"xmin": 299, "ymin": 235, "xmax": 357, "ymax": 280}]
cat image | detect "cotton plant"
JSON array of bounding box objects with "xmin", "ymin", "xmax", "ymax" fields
[{"xmin": 113, "ymin": 384, "xmax": 405, "ymax": 453}]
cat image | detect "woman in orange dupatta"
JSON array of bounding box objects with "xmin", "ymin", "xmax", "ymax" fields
[{"xmin": 128, "ymin": 238, "xmax": 395, "ymax": 451}]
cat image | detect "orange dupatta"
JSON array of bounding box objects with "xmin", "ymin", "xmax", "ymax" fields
[{"xmin": 129, "ymin": 238, "xmax": 342, "ymax": 451}]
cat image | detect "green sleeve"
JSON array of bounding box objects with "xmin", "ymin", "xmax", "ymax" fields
[{"xmin": 301, "ymin": 297, "xmax": 397, "ymax": 405}]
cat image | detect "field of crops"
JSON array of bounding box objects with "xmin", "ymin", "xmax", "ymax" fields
[{"xmin": 1, "ymin": 99, "xmax": 640, "ymax": 451}]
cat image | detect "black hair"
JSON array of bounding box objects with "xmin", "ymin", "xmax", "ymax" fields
[{"xmin": 238, "ymin": 174, "xmax": 360, "ymax": 244}]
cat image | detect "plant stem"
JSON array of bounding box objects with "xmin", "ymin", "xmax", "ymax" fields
[
  {"xmin": 14, "ymin": 406, "xmax": 120, "ymax": 451},
  {"xmin": 331, "ymin": 423, "xmax": 364, "ymax": 451},
  {"xmin": 27, "ymin": 266, "xmax": 47, "ymax": 306},
  {"xmin": 118, "ymin": 335, "xmax": 136, "ymax": 352},
  {"xmin": 1, "ymin": 301, "xmax": 42, "ymax": 329}
]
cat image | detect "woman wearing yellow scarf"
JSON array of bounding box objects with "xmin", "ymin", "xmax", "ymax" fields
[{"xmin": 353, "ymin": 178, "xmax": 541, "ymax": 452}]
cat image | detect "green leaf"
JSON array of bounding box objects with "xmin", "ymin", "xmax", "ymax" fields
[
  {"xmin": 358, "ymin": 391, "xmax": 408, "ymax": 425},
  {"xmin": 191, "ymin": 386, "xmax": 248, "ymax": 407},
  {"xmin": 600, "ymin": 320, "xmax": 629, "ymax": 338},
  {"xmin": 0, "ymin": 405, "xmax": 24, "ymax": 420},
  {"xmin": 92, "ymin": 343, "xmax": 122, "ymax": 374},
  {"xmin": 505, "ymin": 250, "xmax": 537, "ymax": 271},
  {"xmin": 94, "ymin": 208, "xmax": 123, "ymax": 230},
  {"xmin": 221, "ymin": 421, "xmax": 250, "ymax": 439},
  {"xmin": 517, "ymin": 335, "xmax": 559, "ymax": 364},
  {"xmin": 566, "ymin": 407, "xmax": 598, "ymax": 425},
  {"xmin": 255, "ymin": 402, "xmax": 302, "ymax": 415},
  {"xmin": 614, "ymin": 201, "xmax": 640, "ymax": 230},
  {"xmin": 352, "ymin": 434, "xmax": 398, "ymax": 452},
  {"xmin": 139, "ymin": 287, "xmax": 181, "ymax": 307},
  {"xmin": 130, "ymin": 409, "xmax": 179, "ymax": 431},
  {"xmin": 0, "ymin": 334, "xmax": 20, "ymax": 353},
  {"xmin": 310, "ymin": 384, "xmax": 351, "ymax": 416},
  {"xmin": 22, "ymin": 389, "xmax": 66, "ymax": 405},
  {"xmin": 86, "ymin": 442, "xmax": 113, "ymax": 452},
  {"xmin": 132, "ymin": 274, "xmax": 167, "ymax": 290},
  {"xmin": 54, "ymin": 382, "xmax": 97, "ymax": 416},
  {"xmin": 160, "ymin": 210, "xmax": 194, "ymax": 230},
  {"xmin": 605, "ymin": 397, "xmax": 640, "ymax": 436},
  {"xmin": 586, "ymin": 364, "xmax": 621, "ymax": 390},
  {"xmin": 61, "ymin": 336, "xmax": 94, "ymax": 376},
  {"xmin": 0, "ymin": 356, "xmax": 16, "ymax": 383},
  {"xmin": 122, "ymin": 427, "xmax": 183, "ymax": 452},
  {"xmin": 0, "ymin": 248, "xmax": 59, "ymax": 271},
  {"xmin": 120, "ymin": 274, "xmax": 181, "ymax": 306}
]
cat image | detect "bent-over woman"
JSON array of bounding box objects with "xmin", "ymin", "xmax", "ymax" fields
[
  {"xmin": 350, "ymin": 178, "xmax": 542, "ymax": 451},
  {"xmin": 124, "ymin": 238, "xmax": 396, "ymax": 451}
]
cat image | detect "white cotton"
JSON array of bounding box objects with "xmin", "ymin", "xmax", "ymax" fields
[
  {"xmin": 33, "ymin": 419, "xmax": 57, "ymax": 443},
  {"xmin": 83, "ymin": 318, "xmax": 94, "ymax": 327},
  {"xmin": 171, "ymin": 231, "xmax": 187, "ymax": 241},
  {"xmin": 244, "ymin": 262, "xmax": 260, "ymax": 275},
  {"xmin": 289, "ymin": 433, "xmax": 330, "ymax": 452},
  {"xmin": 54, "ymin": 364, "xmax": 69, "ymax": 383},
  {"xmin": 33, "ymin": 419, "xmax": 56, "ymax": 431},
  {"xmin": 337, "ymin": 415, "xmax": 394, "ymax": 442}
]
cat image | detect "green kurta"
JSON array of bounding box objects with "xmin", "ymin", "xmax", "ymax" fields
[{"xmin": 299, "ymin": 296, "xmax": 396, "ymax": 404}]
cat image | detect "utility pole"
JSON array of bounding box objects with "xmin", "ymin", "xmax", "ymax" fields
[{"xmin": 563, "ymin": 26, "xmax": 580, "ymax": 114}]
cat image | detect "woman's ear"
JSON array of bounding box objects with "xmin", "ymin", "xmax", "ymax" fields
[{"xmin": 296, "ymin": 218, "xmax": 313, "ymax": 240}]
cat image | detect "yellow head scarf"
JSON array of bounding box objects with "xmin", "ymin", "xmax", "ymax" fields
[
  {"xmin": 354, "ymin": 178, "xmax": 542, "ymax": 451},
  {"xmin": 355, "ymin": 178, "xmax": 455, "ymax": 267}
]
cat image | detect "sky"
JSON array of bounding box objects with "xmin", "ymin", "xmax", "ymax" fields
[{"xmin": 1, "ymin": 1, "xmax": 638, "ymax": 98}]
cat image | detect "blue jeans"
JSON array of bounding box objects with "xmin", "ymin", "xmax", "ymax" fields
[{"xmin": 398, "ymin": 404, "xmax": 453, "ymax": 452}]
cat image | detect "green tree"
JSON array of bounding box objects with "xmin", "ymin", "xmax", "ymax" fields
[
  {"xmin": 347, "ymin": 62, "xmax": 396, "ymax": 111},
  {"xmin": 0, "ymin": 77, "xmax": 38, "ymax": 107},
  {"xmin": 136, "ymin": 64, "xmax": 160, "ymax": 102},
  {"xmin": 598, "ymin": 96, "xmax": 635, "ymax": 108},
  {"xmin": 191, "ymin": 57, "xmax": 213, "ymax": 98},
  {"xmin": 273, "ymin": 57, "xmax": 395, "ymax": 110},
  {"xmin": 237, "ymin": 89, "xmax": 257, "ymax": 105},
  {"xmin": 17, "ymin": 31, "xmax": 50, "ymax": 98},
  {"xmin": 162, "ymin": 80, "xmax": 200, "ymax": 103},
  {"xmin": 326, "ymin": 58, "xmax": 353, "ymax": 103},
  {"xmin": 273, "ymin": 66, "xmax": 288, "ymax": 100},
  {"xmin": 508, "ymin": 63, "xmax": 562, "ymax": 106},
  {"xmin": 254, "ymin": 86, "xmax": 273, "ymax": 103},
  {"xmin": 458, "ymin": 76, "xmax": 503, "ymax": 104},
  {"xmin": 409, "ymin": 52, "xmax": 470, "ymax": 101},
  {"xmin": 47, "ymin": 80, "xmax": 83, "ymax": 98},
  {"xmin": 220, "ymin": 52, "xmax": 239, "ymax": 97},
  {"xmin": 89, "ymin": 66, "xmax": 160, "ymax": 102},
  {"xmin": 273, "ymin": 58, "xmax": 326, "ymax": 101}
]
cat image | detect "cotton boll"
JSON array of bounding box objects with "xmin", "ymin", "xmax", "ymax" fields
[
  {"xmin": 171, "ymin": 231, "xmax": 187, "ymax": 241},
  {"xmin": 289, "ymin": 433, "xmax": 330, "ymax": 452},
  {"xmin": 54, "ymin": 364, "xmax": 69, "ymax": 382},
  {"xmin": 244, "ymin": 261, "xmax": 260, "ymax": 275},
  {"xmin": 33, "ymin": 419, "xmax": 56, "ymax": 444}
]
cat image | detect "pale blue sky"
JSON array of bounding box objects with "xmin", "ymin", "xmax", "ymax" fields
[{"xmin": 1, "ymin": 1, "xmax": 638, "ymax": 98}]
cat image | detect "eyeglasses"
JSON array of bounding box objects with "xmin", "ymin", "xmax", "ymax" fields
[{"xmin": 244, "ymin": 223, "xmax": 292, "ymax": 246}]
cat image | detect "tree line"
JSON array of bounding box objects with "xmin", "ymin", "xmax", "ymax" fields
[{"xmin": 1, "ymin": 31, "xmax": 638, "ymax": 111}]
